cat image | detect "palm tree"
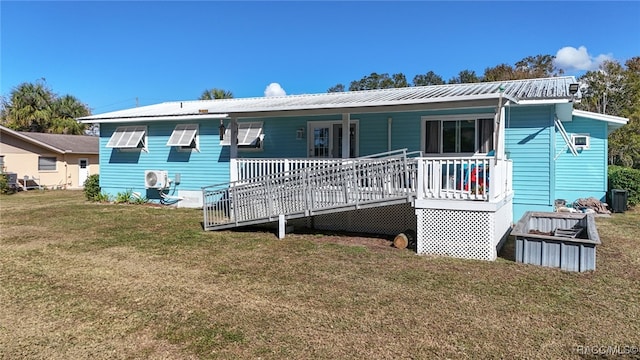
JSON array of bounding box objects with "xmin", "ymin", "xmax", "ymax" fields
[
  {"xmin": 1, "ymin": 80, "xmax": 55, "ymax": 132},
  {"xmin": 199, "ymin": 88, "xmax": 234, "ymax": 100},
  {"xmin": 49, "ymin": 95, "xmax": 90, "ymax": 134}
]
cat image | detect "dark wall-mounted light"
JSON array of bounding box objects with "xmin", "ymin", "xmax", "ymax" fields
[
  {"xmin": 219, "ymin": 119, "xmax": 225, "ymax": 141},
  {"xmin": 569, "ymin": 83, "xmax": 579, "ymax": 95}
]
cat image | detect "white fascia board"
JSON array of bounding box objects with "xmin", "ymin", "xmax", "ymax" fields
[
  {"xmin": 78, "ymin": 114, "xmax": 228, "ymax": 124},
  {"xmin": 572, "ymin": 109, "xmax": 629, "ymax": 126},
  {"xmin": 514, "ymin": 99, "xmax": 572, "ymax": 105}
]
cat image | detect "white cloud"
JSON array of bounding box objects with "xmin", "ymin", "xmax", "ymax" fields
[
  {"xmin": 264, "ymin": 83, "xmax": 286, "ymax": 97},
  {"xmin": 553, "ymin": 46, "xmax": 613, "ymax": 72}
]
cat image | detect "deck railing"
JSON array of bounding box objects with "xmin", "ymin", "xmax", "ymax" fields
[
  {"xmin": 203, "ymin": 152, "xmax": 512, "ymax": 230},
  {"xmin": 415, "ymin": 156, "xmax": 512, "ymax": 201}
]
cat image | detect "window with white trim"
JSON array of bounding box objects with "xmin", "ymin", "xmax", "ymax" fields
[
  {"xmin": 106, "ymin": 126, "xmax": 147, "ymax": 151},
  {"xmin": 572, "ymin": 134, "xmax": 590, "ymax": 150},
  {"xmin": 38, "ymin": 156, "xmax": 57, "ymax": 171},
  {"xmin": 167, "ymin": 124, "xmax": 199, "ymax": 151},
  {"xmin": 423, "ymin": 115, "xmax": 494, "ymax": 154},
  {"xmin": 221, "ymin": 122, "xmax": 264, "ymax": 150}
]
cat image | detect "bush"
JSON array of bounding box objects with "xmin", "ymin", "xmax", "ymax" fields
[
  {"xmin": 115, "ymin": 189, "xmax": 133, "ymax": 204},
  {"xmin": 608, "ymin": 165, "xmax": 640, "ymax": 207},
  {"xmin": 83, "ymin": 174, "xmax": 101, "ymax": 201},
  {"xmin": 0, "ymin": 173, "xmax": 9, "ymax": 194}
]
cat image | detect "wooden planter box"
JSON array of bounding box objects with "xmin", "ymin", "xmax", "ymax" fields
[{"xmin": 512, "ymin": 212, "xmax": 601, "ymax": 272}]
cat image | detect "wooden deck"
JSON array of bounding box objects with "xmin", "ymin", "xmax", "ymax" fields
[{"xmin": 202, "ymin": 150, "xmax": 512, "ymax": 231}]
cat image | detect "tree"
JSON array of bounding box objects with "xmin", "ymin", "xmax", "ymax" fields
[
  {"xmin": 199, "ymin": 88, "xmax": 234, "ymax": 100},
  {"xmin": 578, "ymin": 58, "xmax": 640, "ymax": 168},
  {"xmin": 483, "ymin": 64, "xmax": 517, "ymax": 82},
  {"xmin": 327, "ymin": 83, "xmax": 345, "ymax": 92},
  {"xmin": 515, "ymin": 54, "xmax": 563, "ymax": 78},
  {"xmin": 49, "ymin": 95, "xmax": 90, "ymax": 134},
  {"xmin": 413, "ymin": 71, "xmax": 445, "ymax": 86},
  {"xmin": 1, "ymin": 80, "xmax": 90, "ymax": 134},
  {"xmin": 1, "ymin": 80, "xmax": 54, "ymax": 132},
  {"xmin": 349, "ymin": 72, "xmax": 409, "ymax": 91},
  {"xmin": 448, "ymin": 69, "xmax": 481, "ymax": 84}
]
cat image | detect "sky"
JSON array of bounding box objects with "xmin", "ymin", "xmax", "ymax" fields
[{"xmin": 1, "ymin": 1, "xmax": 639, "ymax": 114}]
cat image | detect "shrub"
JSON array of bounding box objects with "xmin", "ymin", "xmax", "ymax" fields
[
  {"xmin": 83, "ymin": 174, "xmax": 101, "ymax": 201},
  {"xmin": 96, "ymin": 191, "xmax": 111, "ymax": 202},
  {"xmin": 608, "ymin": 165, "xmax": 640, "ymax": 207},
  {"xmin": 115, "ymin": 189, "xmax": 133, "ymax": 204},
  {"xmin": 0, "ymin": 173, "xmax": 10, "ymax": 194}
]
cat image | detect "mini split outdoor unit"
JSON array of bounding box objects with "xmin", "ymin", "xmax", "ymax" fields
[{"xmin": 144, "ymin": 170, "xmax": 169, "ymax": 189}]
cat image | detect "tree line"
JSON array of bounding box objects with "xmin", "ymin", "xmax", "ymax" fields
[{"xmin": 2, "ymin": 54, "xmax": 638, "ymax": 168}]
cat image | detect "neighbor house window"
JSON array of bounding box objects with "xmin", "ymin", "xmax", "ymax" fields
[
  {"xmin": 38, "ymin": 156, "xmax": 57, "ymax": 171},
  {"xmin": 423, "ymin": 115, "xmax": 494, "ymax": 154},
  {"xmin": 572, "ymin": 134, "xmax": 590, "ymax": 150},
  {"xmin": 167, "ymin": 124, "xmax": 199, "ymax": 151},
  {"xmin": 106, "ymin": 126, "xmax": 147, "ymax": 151},
  {"xmin": 221, "ymin": 122, "xmax": 264, "ymax": 150}
]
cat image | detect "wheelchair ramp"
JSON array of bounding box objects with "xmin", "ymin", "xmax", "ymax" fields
[{"xmin": 203, "ymin": 150, "xmax": 418, "ymax": 231}]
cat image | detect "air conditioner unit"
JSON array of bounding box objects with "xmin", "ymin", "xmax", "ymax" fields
[{"xmin": 144, "ymin": 170, "xmax": 169, "ymax": 189}]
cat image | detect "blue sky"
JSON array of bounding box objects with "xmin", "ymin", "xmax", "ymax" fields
[{"xmin": 2, "ymin": 1, "xmax": 639, "ymax": 114}]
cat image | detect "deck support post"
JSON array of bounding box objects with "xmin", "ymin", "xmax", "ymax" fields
[
  {"xmin": 229, "ymin": 118, "xmax": 239, "ymax": 182},
  {"xmin": 278, "ymin": 214, "xmax": 286, "ymax": 239},
  {"xmin": 342, "ymin": 113, "xmax": 350, "ymax": 159}
]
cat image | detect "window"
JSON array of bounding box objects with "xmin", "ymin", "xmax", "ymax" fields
[
  {"xmin": 38, "ymin": 156, "xmax": 57, "ymax": 171},
  {"xmin": 106, "ymin": 126, "xmax": 147, "ymax": 151},
  {"xmin": 167, "ymin": 124, "xmax": 199, "ymax": 151},
  {"xmin": 572, "ymin": 134, "xmax": 590, "ymax": 149},
  {"xmin": 424, "ymin": 115, "xmax": 494, "ymax": 154},
  {"xmin": 221, "ymin": 122, "xmax": 264, "ymax": 150},
  {"xmin": 0, "ymin": 155, "xmax": 4, "ymax": 171}
]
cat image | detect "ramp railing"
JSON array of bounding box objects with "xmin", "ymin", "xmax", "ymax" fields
[{"xmin": 203, "ymin": 149, "xmax": 419, "ymax": 230}]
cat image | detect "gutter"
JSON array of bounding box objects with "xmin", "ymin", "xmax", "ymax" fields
[{"xmin": 78, "ymin": 113, "xmax": 229, "ymax": 124}]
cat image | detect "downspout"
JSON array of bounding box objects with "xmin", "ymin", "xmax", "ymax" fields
[
  {"xmin": 494, "ymin": 86, "xmax": 505, "ymax": 165},
  {"xmin": 229, "ymin": 118, "xmax": 238, "ymax": 182},
  {"xmin": 387, "ymin": 117, "xmax": 392, "ymax": 152},
  {"xmin": 64, "ymin": 153, "xmax": 68, "ymax": 189}
]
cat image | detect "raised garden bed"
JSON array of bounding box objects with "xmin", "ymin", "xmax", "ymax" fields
[{"xmin": 512, "ymin": 211, "xmax": 601, "ymax": 272}]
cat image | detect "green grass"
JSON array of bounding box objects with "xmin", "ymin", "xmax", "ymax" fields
[{"xmin": 0, "ymin": 190, "xmax": 638, "ymax": 359}]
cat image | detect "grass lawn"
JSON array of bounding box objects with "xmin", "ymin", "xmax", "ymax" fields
[{"xmin": 0, "ymin": 190, "xmax": 638, "ymax": 359}]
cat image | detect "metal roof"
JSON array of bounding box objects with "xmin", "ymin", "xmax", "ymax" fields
[{"xmin": 79, "ymin": 76, "xmax": 579, "ymax": 123}]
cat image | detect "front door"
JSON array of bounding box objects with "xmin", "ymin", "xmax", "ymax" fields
[
  {"xmin": 78, "ymin": 159, "xmax": 89, "ymax": 187},
  {"xmin": 308, "ymin": 122, "xmax": 357, "ymax": 158}
]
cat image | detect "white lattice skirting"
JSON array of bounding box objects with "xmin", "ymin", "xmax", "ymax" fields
[
  {"xmin": 416, "ymin": 203, "xmax": 512, "ymax": 261},
  {"xmin": 311, "ymin": 203, "xmax": 417, "ymax": 236}
]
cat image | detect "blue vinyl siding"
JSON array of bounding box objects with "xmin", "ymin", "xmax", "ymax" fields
[
  {"xmin": 238, "ymin": 108, "xmax": 495, "ymax": 159},
  {"xmin": 99, "ymin": 120, "xmax": 229, "ymax": 199},
  {"xmin": 554, "ymin": 116, "xmax": 608, "ymax": 203},
  {"xmin": 504, "ymin": 105, "xmax": 555, "ymax": 220}
]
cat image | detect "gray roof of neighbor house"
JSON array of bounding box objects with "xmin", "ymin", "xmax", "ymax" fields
[
  {"xmin": 0, "ymin": 125, "xmax": 99, "ymax": 154},
  {"xmin": 78, "ymin": 76, "xmax": 581, "ymax": 123}
]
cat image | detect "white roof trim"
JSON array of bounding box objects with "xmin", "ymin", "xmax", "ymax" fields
[
  {"xmin": 572, "ymin": 109, "xmax": 629, "ymax": 126},
  {"xmin": 79, "ymin": 114, "xmax": 228, "ymax": 124},
  {"xmin": 514, "ymin": 99, "xmax": 572, "ymax": 105}
]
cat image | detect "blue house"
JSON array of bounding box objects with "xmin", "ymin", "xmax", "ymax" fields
[{"xmin": 78, "ymin": 76, "xmax": 627, "ymax": 261}]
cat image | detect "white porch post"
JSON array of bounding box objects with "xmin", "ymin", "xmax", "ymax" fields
[
  {"xmin": 342, "ymin": 113, "xmax": 350, "ymax": 159},
  {"xmin": 229, "ymin": 118, "xmax": 239, "ymax": 182}
]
